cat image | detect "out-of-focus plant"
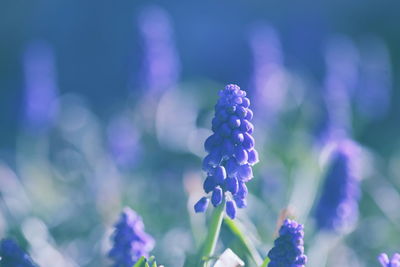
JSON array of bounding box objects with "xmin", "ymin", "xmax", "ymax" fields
[
  {"xmin": 193, "ymin": 84, "xmax": 260, "ymax": 267},
  {"xmin": 1, "ymin": 3, "xmax": 399, "ymax": 266},
  {"xmin": 22, "ymin": 41, "xmax": 59, "ymax": 133},
  {"xmin": 378, "ymin": 253, "xmax": 400, "ymax": 267},
  {"xmin": 108, "ymin": 207, "xmax": 154, "ymax": 267},
  {"xmin": 0, "ymin": 239, "xmax": 38, "ymax": 267},
  {"xmin": 314, "ymin": 140, "xmax": 361, "ymax": 233},
  {"xmin": 266, "ymin": 219, "xmax": 307, "ymax": 266}
]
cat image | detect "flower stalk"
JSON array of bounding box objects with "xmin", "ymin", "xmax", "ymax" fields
[{"xmin": 200, "ymin": 199, "xmax": 225, "ymax": 267}]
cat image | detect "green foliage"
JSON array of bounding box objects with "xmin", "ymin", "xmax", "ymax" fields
[
  {"xmin": 260, "ymin": 257, "xmax": 270, "ymax": 267},
  {"xmin": 133, "ymin": 257, "xmax": 146, "ymax": 267},
  {"xmin": 224, "ymin": 218, "xmax": 263, "ymax": 266},
  {"xmin": 133, "ymin": 256, "xmax": 158, "ymax": 267}
]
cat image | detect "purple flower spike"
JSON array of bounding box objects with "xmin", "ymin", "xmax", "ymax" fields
[
  {"xmin": 356, "ymin": 37, "xmax": 392, "ymax": 121},
  {"xmin": 109, "ymin": 207, "xmax": 154, "ymax": 266},
  {"xmin": 138, "ymin": 5, "xmax": 180, "ymax": 93},
  {"xmin": 316, "ymin": 36, "xmax": 358, "ymax": 144},
  {"xmin": 23, "ymin": 41, "xmax": 59, "ymax": 133},
  {"xmin": 314, "ymin": 140, "xmax": 361, "ymax": 232},
  {"xmin": 250, "ymin": 24, "xmax": 287, "ymax": 124},
  {"xmin": 378, "ymin": 253, "xmax": 400, "ymax": 267},
  {"xmin": 107, "ymin": 115, "xmax": 141, "ymax": 168},
  {"xmin": 267, "ymin": 219, "xmax": 307, "ymax": 267},
  {"xmin": 0, "ymin": 239, "xmax": 38, "ymax": 267},
  {"xmin": 195, "ymin": 84, "xmax": 258, "ymax": 218}
]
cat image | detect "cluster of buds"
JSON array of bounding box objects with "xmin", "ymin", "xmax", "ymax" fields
[
  {"xmin": 267, "ymin": 219, "xmax": 307, "ymax": 266},
  {"xmin": 194, "ymin": 84, "xmax": 259, "ymax": 219},
  {"xmin": 109, "ymin": 207, "xmax": 154, "ymax": 267}
]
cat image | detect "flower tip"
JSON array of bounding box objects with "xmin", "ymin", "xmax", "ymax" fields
[
  {"xmin": 109, "ymin": 208, "xmax": 154, "ymax": 265},
  {"xmin": 226, "ymin": 200, "xmax": 237, "ymax": 219},
  {"xmin": 211, "ymin": 187, "xmax": 223, "ymax": 207},
  {"xmin": 234, "ymin": 196, "xmax": 247, "ymax": 208},
  {"xmin": 378, "ymin": 253, "xmax": 400, "ymax": 267},
  {"xmin": 225, "ymin": 84, "xmax": 240, "ymax": 91},
  {"xmin": 194, "ymin": 197, "xmax": 209, "ymax": 213},
  {"xmin": 268, "ymin": 219, "xmax": 307, "ymax": 267},
  {"xmin": 378, "ymin": 253, "xmax": 389, "ymax": 266}
]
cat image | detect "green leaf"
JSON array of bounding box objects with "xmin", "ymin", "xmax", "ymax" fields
[
  {"xmin": 132, "ymin": 256, "xmax": 160, "ymax": 267},
  {"xmin": 260, "ymin": 257, "xmax": 270, "ymax": 267},
  {"xmin": 133, "ymin": 257, "xmax": 146, "ymax": 267},
  {"xmin": 223, "ymin": 218, "xmax": 263, "ymax": 266}
]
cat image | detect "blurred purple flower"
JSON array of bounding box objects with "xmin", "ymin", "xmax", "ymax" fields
[
  {"xmin": 267, "ymin": 219, "xmax": 307, "ymax": 266},
  {"xmin": 249, "ymin": 24, "xmax": 287, "ymax": 122},
  {"xmin": 314, "ymin": 140, "xmax": 361, "ymax": 232},
  {"xmin": 0, "ymin": 238, "xmax": 38, "ymax": 267},
  {"xmin": 107, "ymin": 115, "xmax": 141, "ymax": 168},
  {"xmin": 378, "ymin": 253, "xmax": 400, "ymax": 267},
  {"xmin": 194, "ymin": 84, "xmax": 258, "ymax": 219},
  {"xmin": 109, "ymin": 207, "xmax": 154, "ymax": 266},
  {"xmin": 356, "ymin": 36, "xmax": 392, "ymax": 120},
  {"xmin": 22, "ymin": 41, "xmax": 59, "ymax": 132},
  {"xmin": 138, "ymin": 5, "xmax": 180, "ymax": 94},
  {"xmin": 317, "ymin": 36, "xmax": 359, "ymax": 143}
]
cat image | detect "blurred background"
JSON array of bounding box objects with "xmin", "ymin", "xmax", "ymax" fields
[{"xmin": 1, "ymin": 1, "xmax": 400, "ymax": 266}]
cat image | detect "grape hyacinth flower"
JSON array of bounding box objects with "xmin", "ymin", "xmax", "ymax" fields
[
  {"xmin": 23, "ymin": 41, "xmax": 59, "ymax": 132},
  {"xmin": 356, "ymin": 36, "xmax": 392, "ymax": 121},
  {"xmin": 314, "ymin": 140, "xmax": 360, "ymax": 232},
  {"xmin": 249, "ymin": 24, "xmax": 287, "ymax": 124},
  {"xmin": 319, "ymin": 36, "xmax": 359, "ymax": 142},
  {"xmin": 109, "ymin": 207, "xmax": 155, "ymax": 267},
  {"xmin": 107, "ymin": 114, "xmax": 141, "ymax": 168},
  {"xmin": 194, "ymin": 84, "xmax": 259, "ymax": 219},
  {"xmin": 378, "ymin": 253, "xmax": 400, "ymax": 267},
  {"xmin": 138, "ymin": 5, "xmax": 180, "ymax": 93},
  {"xmin": 0, "ymin": 239, "xmax": 38, "ymax": 267},
  {"xmin": 267, "ymin": 219, "xmax": 307, "ymax": 266}
]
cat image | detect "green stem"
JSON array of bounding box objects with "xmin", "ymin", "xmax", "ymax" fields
[
  {"xmin": 200, "ymin": 200, "xmax": 225, "ymax": 267},
  {"xmin": 260, "ymin": 257, "xmax": 270, "ymax": 267}
]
